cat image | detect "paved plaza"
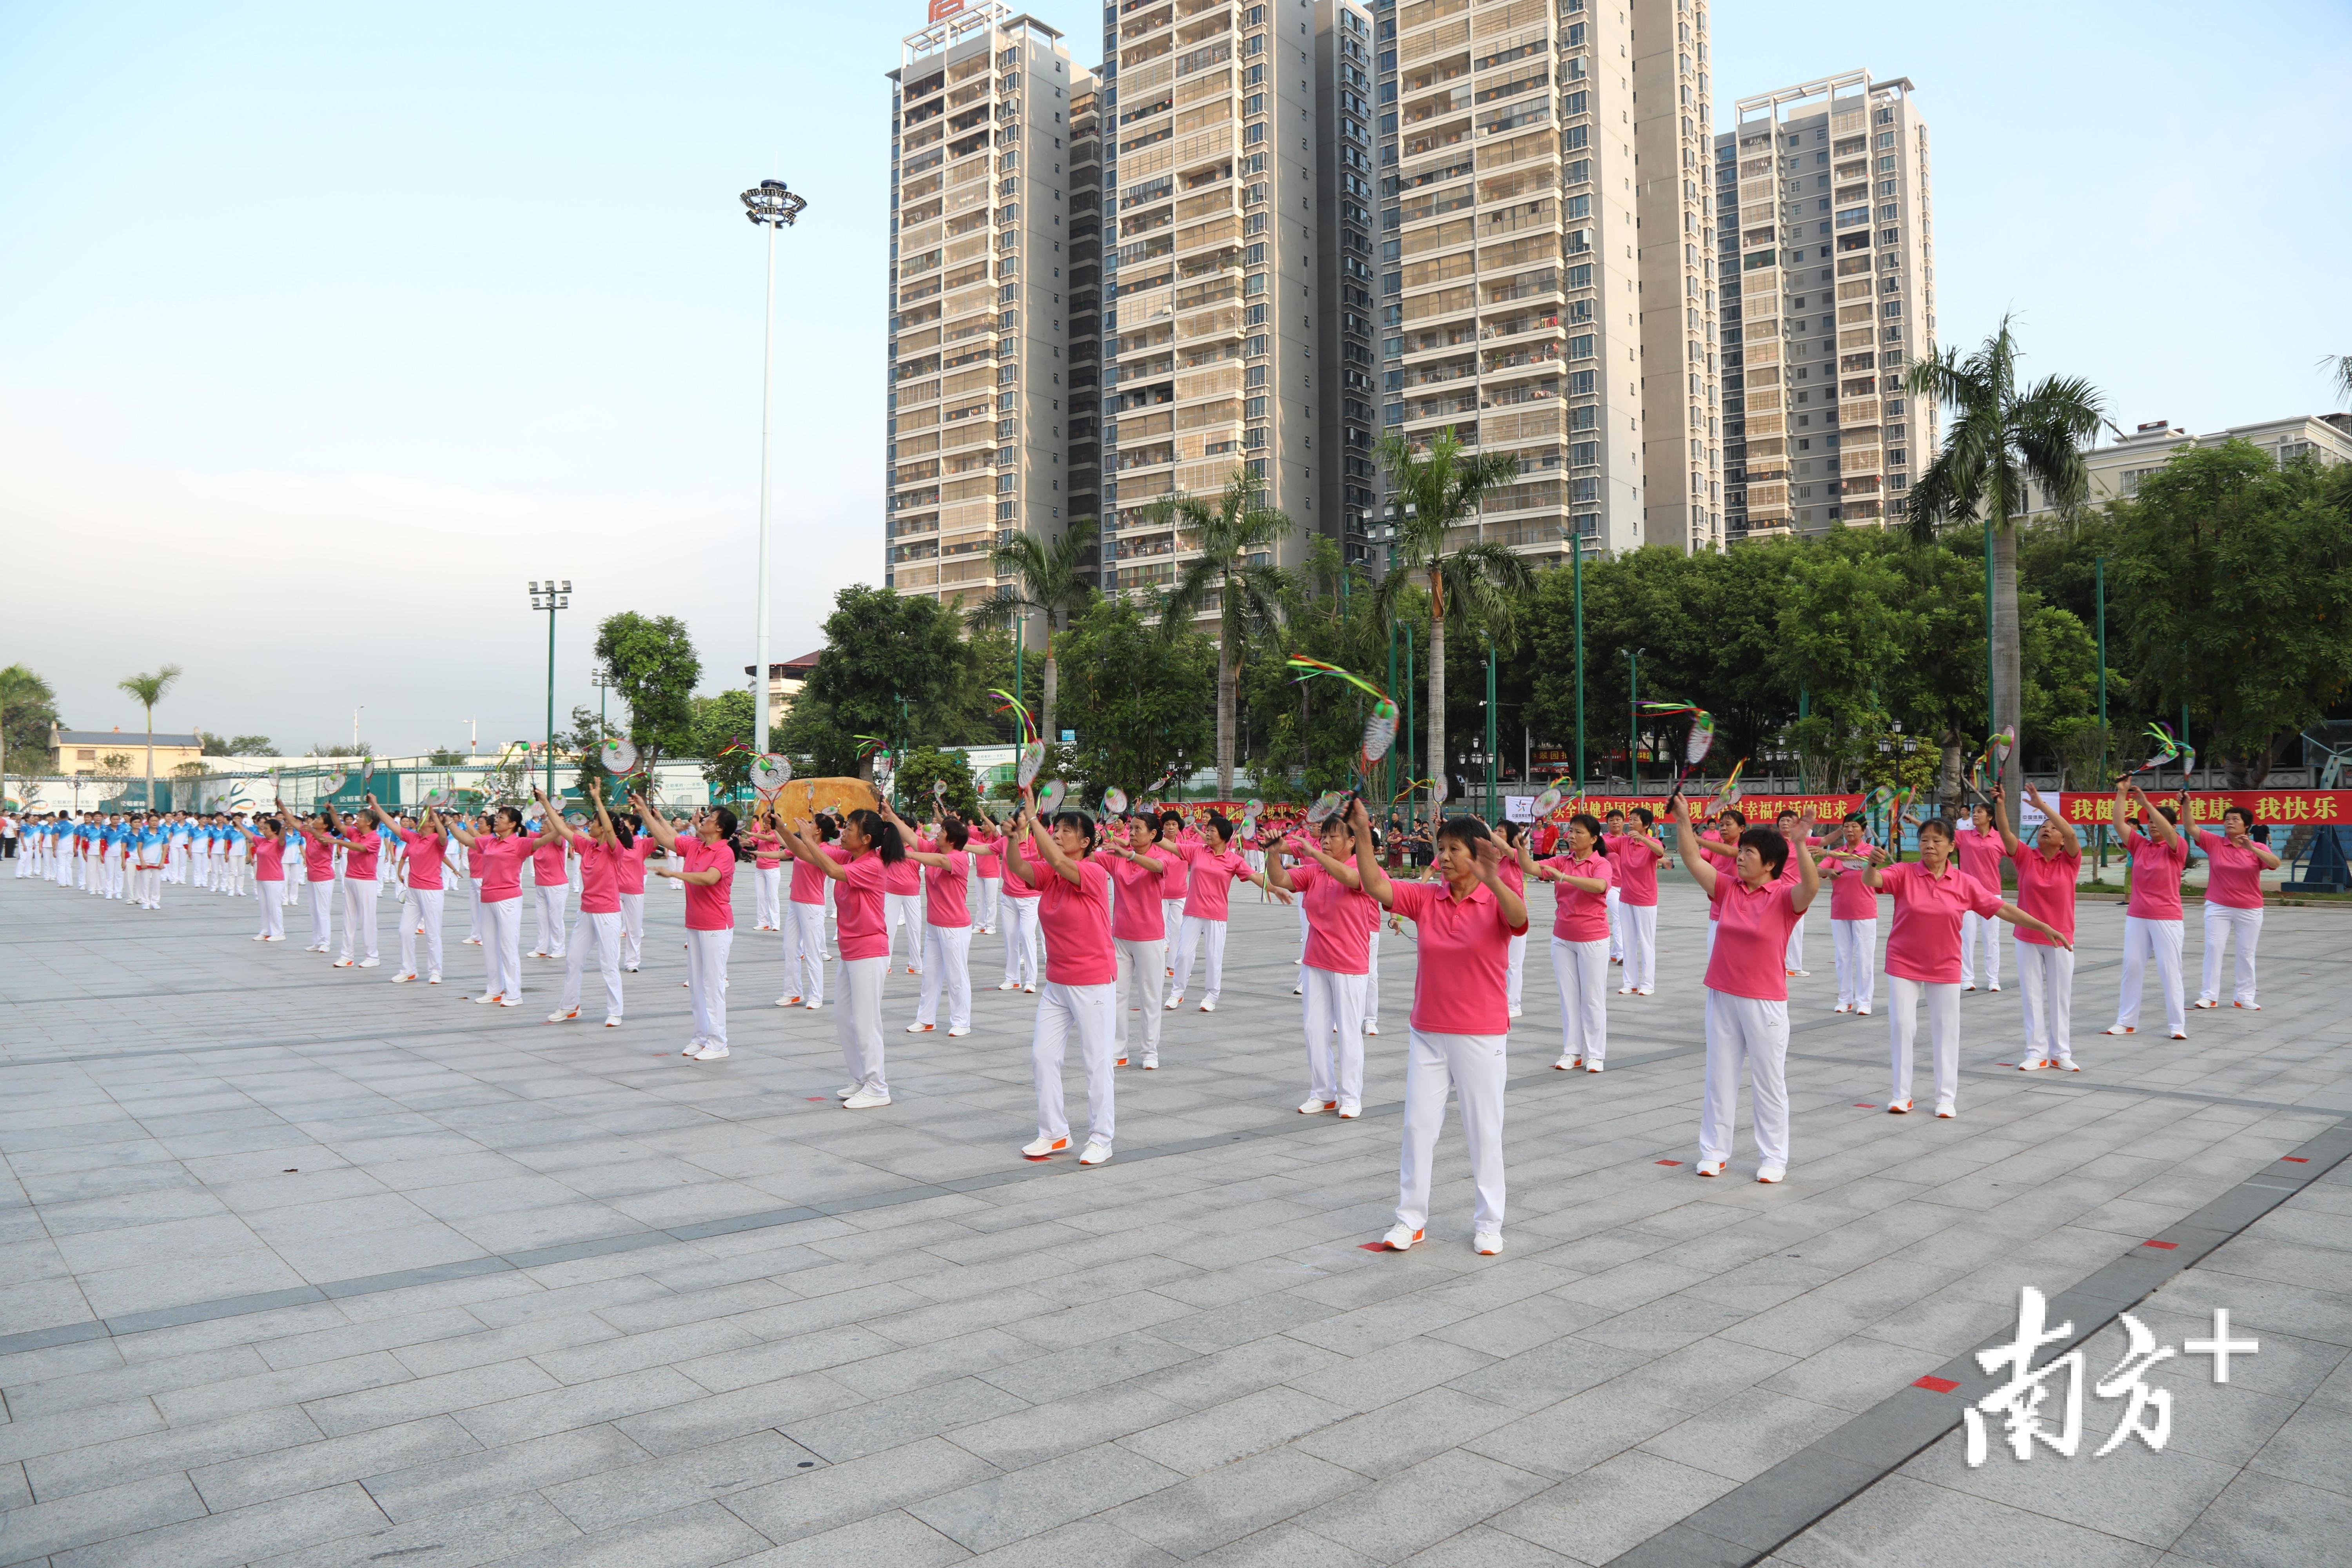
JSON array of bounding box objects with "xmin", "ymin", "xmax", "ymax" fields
[{"xmin": 2, "ymin": 867, "xmax": 2349, "ymax": 1568}]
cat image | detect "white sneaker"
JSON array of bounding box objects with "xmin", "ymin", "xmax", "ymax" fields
[
  {"xmin": 1585, "ymin": 1061, "xmax": 1603, "ymax": 1073},
  {"xmin": 836, "ymin": 1083, "xmax": 860, "ymax": 1099},
  {"xmin": 998, "ymin": 980, "xmax": 1020, "ymax": 991},
  {"xmin": 842, "ymin": 1087, "xmax": 890, "ymax": 1109},
  {"xmin": 906, "ymin": 1021, "xmax": 934, "ymax": 1034},
  {"xmin": 1473, "ymin": 1231, "xmax": 1503, "ymax": 1256},
  {"xmin": 1164, "ymin": 994, "xmax": 1183, "ymax": 1010},
  {"xmin": 1141, "ymin": 1054, "xmax": 1158, "ymax": 1070},
  {"xmin": 603, "ymin": 1016, "xmax": 622, "ymax": 1027},
  {"xmin": 1365, "ymin": 1021, "xmax": 1379, "ymax": 1035},
  {"xmin": 391, "ymin": 972, "xmax": 415, "ymax": 984},
  {"xmin": 1988, "ymin": 982, "xmax": 2001, "ymax": 993},
  {"xmin": 1853, "ymin": 1003, "xmax": 1869, "ymax": 1014},
  {"xmin": 1380, "ymin": 1223, "xmax": 1423, "ymax": 1251},
  {"xmin": 497, "ymin": 997, "xmax": 520, "ymax": 1007},
  {"xmin": 2193, "ymin": 998, "xmax": 2219, "ymax": 1010},
  {"xmin": 473, "ymin": 993, "xmax": 499, "ymax": 1005},
  {"xmin": 1507, "ymin": 1007, "xmax": 1523, "ymax": 1019},
  {"xmin": 1696, "ymin": 1160, "xmax": 1726, "ymax": 1177},
  {"xmin": 1299, "ymin": 1096, "xmax": 1337, "ymax": 1114},
  {"xmin": 1793, "ymin": 969, "xmax": 1810, "ymax": 978},
  {"xmin": 2104, "ymin": 1023, "xmax": 2136, "ymax": 1036},
  {"xmin": 1022, "ymin": 1134, "xmax": 1070, "ymax": 1159},
  {"xmin": 1079, "ymin": 1141, "xmax": 1112, "ymax": 1166},
  {"xmin": 1757, "ymin": 1164, "xmax": 1786, "ymax": 1184},
  {"xmin": 1553, "ymin": 1055, "xmax": 1581, "ymax": 1071},
  {"xmin": 804, "ymin": 999, "xmax": 822, "ymax": 1011},
  {"xmin": 691, "ymin": 1042, "xmax": 731, "ymax": 1061},
  {"xmin": 1936, "ymin": 1102, "xmax": 1957, "ymax": 1119},
  {"xmin": 1292, "ymin": 985, "xmax": 1303, "ymax": 996},
  {"xmin": 1198, "ymin": 998, "xmax": 1216, "ymax": 1013},
  {"xmin": 1337, "ymin": 1103, "xmax": 1361, "ymax": 1118},
  {"xmin": 1023, "ymin": 983, "xmax": 1037, "ymax": 994},
  {"xmin": 2020, "ymin": 1058, "xmax": 2048, "ymax": 1071},
  {"xmin": 546, "ymin": 1008, "xmax": 578, "ymax": 1023},
  {"xmin": 946, "ymin": 1025, "xmax": 972, "ymax": 1037},
  {"xmin": 776, "ymin": 995, "xmax": 802, "ymax": 1008},
  {"xmin": 1887, "ymin": 1099, "xmax": 1913, "ymax": 1114},
  {"xmin": 333, "ymin": 958, "xmax": 354, "ymax": 969},
  {"xmin": 358, "ymin": 957, "xmax": 380, "ymax": 969}
]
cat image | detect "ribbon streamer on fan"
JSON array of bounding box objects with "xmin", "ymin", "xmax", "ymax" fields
[
  {"xmin": 987, "ymin": 690, "xmax": 1036, "ymax": 744},
  {"xmin": 1642, "ymin": 703, "xmax": 1716, "ymax": 791},
  {"xmin": 2125, "ymin": 721, "xmax": 2182, "ymax": 779},
  {"xmin": 1289, "ymin": 655, "xmax": 1401, "ymax": 769}
]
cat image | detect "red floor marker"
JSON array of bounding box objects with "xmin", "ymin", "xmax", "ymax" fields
[
  {"xmin": 2283, "ymin": 1156, "xmax": 2310, "ymax": 1163},
  {"xmin": 1358, "ymin": 1241, "xmax": 1391, "ymax": 1251},
  {"xmin": 2143, "ymin": 1239, "xmax": 2178, "ymax": 1250},
  {"xmin": 1995, "ymin": 1062, "xmax": 2014, "ymax": 1067},
  {"xmin": 1913, "ymin": 1375, "xmax": 1959, "ymax": 1393},
  {"xmin": 805, "ymin": 1096, "xmax": 828, "ymax": 1102},
  {"xmin": 1854, "ymin": 1103, "xmax": 1876, "ymax": 1109},
  {"xmin": 1655, "ymin": 1159, "xmax": 1682, "ymax": 1166}
]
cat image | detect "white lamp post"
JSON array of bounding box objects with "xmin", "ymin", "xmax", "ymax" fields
[{"xmin": 740, "ymin": 177, "xmax": 808, "ymax": 756}]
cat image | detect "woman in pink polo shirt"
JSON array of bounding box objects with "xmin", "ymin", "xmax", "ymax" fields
[
  {"xmin": 547, "ymin": 783, "xmax": 630, "ymax": 1027},
  {"xmin": 633, "ymin": 797, "xmax": 737, "ymax": 1061},
  {"xmin": 2106, "ymin": 780, "xmax": 2190, "ymax": 1040},
  {"xmin": 1690, "ymin": 806, "xmax": 1749, "ymax": 963},
  {"xmin": 997, "ymin": 805, "xmax": 1043, "ymax": 992},
  {"xmin": 1609, "ymin": 808, "xmax": 1667, "ymax": 997},
  {"xmin": 1994, "ymin": 787, "xmax": 2082, "ymax": 1070},
  {"xmin": 883, "ymin": 813, "xmax": 926, "ymax": 977},
  {"xmin": 969, "ymin": 818, "xmax": 1004, "ymax": 935},
  {"xmin": 525, "ymin": 805, "xmax": 572, "ymax": 962},
  {"xmin": 1955, "ymin": 802, "xmax": 2006, "ymax": 992},
  {"xmin": 1527, "ymin": 812, "xmax": 1613, "ymax": 1073},
  {"xmin": 445, "ymin": 806, "xmax": 530, "ymax": 1006},
  {"xmin": 1349, "ymin": 799, "xmax": 1527, "ymax": 1256},
  {"xmin": 1100, "ymin": 815, "xmax": 1173, "ymax": 1070},
  {"xmin": 1820, "ymin": 813, "xmax": 1882, "ymax": 1016},
  {"xmin": 782, "ymin": 807, "xmax": 900, "ymax": 1106},
  {"xmin": 1269, "ymin": 813, "xmax": 1381, "ymax": 1117},
  {"xmin": 1006, "ymin": 790, "xmax": 1119, "ymax": 1165},
  {"xmin": 614, "ymin": 810, "xmax": 655, "ymax": 973},
  {"xmin": 1495, "ymin": 821, "xmax": 1532, "ymax": 1018},
  {"xmin": 1165, "ymin": 811, "xmax": 1275, "ymax": 1013},
  {"xmin": 240, "ymin": 816, "xmax": 288, "ymax": 943},
  {"xmin": 746, "ymin": 804, "xmax": 784, "ymax": 932},
  {"xmin": 1156, "ymin": 810, "xmax": 1196, "ymax": 962},
  {"xmin": 2194, "ymin": 805, "xmax": 2280, "ymax": 1011},
  {"xmin": 277, "ymin": 798, "xmax": 340, "ymax": 953},
  {"xmin": 891, "ymin": 806, "xmax": 974, "ymax": 1037},
  {"xmin": 1865, "ymin": 816, "xmax": 2067, "ymax": 1117},
  {"xmin": 778, "ymin": 813, "xmax": 840, "ymax": 1010},
  {"xmin": 1673, "ymin": 795, "xmax": 1819, "ymax": 1181},
  {"xmin": 367, "ymin": 794, "xmax": 447, "ymax": 985}
]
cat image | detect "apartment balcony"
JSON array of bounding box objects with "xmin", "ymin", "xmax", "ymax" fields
[
  {"xmin": 1400, "ymin": 323, "xmax": 1480, "ymax": 361},
  {"xmin": 1394, "ymin": 355, "xmax": 1475, "ymax": 391},
  {"xmin": 1120, "ymin": 5, "xmax": 1173, "ymax": 44},
  {"xmin": 1401, "ymin": 390, "xmax": 1481, "ymax": 424},
  {"xmin": 1480, "ymin": 378, "xmax": 1559, "ymax": 411},
  {"xmin": 1482, "ymin": 342, "xmax": 1563, "ymax": 378}
]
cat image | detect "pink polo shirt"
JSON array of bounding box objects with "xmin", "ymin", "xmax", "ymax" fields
[
  {"xmin": 472, "ymin": 835, "xmax": 526, "ymax": 902},
  {"xmin": 1699, "ymin": 840, "xmax": 1737, "ymax": 921},
  {"xmin": 2123, "ymin": 826, "xmax": 2188, "ymax": 921},
  {"xmin": 677, "ymin": 838, "xmax": 734, "ymax": 931},
  {"xmin": 1955, "ymin": 828, "xmax": 2005, "ymax": 893},
  {"xmin": 1704, "ymin": 875, "xmax": 1807, "ymax": 1000},
  {"xmin": 617, "ymin": 837, "xmax": 654, "ymax": 897},
  {"xmin": 1388, "ymin": 878, "xmax": 1526, "ymax": 1035},
  {"xmin": 923, "ymin": 849, "xmax": 971, "ymax": 929},
  {"xmin": 572, "ymin": 834, "xmax": 622, "ymax": 915},
  {"xmin": 884, "ymin": 850, "xmax": 922, "ymax": 897},
  {"xmin": 972, "ymin": 829, "xmax": 1003, "ymax": 878},
  {"xmin": 1290, "ymin": 860, "xmax": 1379, "ymax": 976},
  {"xmin": 750, "ymin": 829, "xmax": 782, "ymax": 870},
  {"xmin": 2196, "ymin": 831, "xmax": 2267, "ymax": 911},
  {"xmin": 836, "ymin": 853, "xmax": 890, "ymax": 956},
  {"xmin": 1037, "ymin": 858, "xmax": 1115, "ymax": 985},
  {"xmin": 299, "ymin": 826, "xmax": 336, "ymax": 880},
  {"xmin": 790, "ymin": 843, "xmax": 840, "ymax": 904},
  {"xmin": 253, "ymin": 837, "xmax": 285, "ymax": 881},
  {"xmin": 529, "ymin": 835, "xmax": 567, "ymax": 887},
  {"xmin": 2007, "ymin": 842, "xmax": 2080, "ymax": 946},
  {"xmin": 340, "ymin": 829, "xmax": 380, "ymax": 880},
  {"xmin": 1539, "ymin": 851, "xmax": 1613, "ymax": 942},
  {"xmin": 1879, "ymin": 860, "xmax": 2004, "ymax": 984},
  {"xmin": 1824, "ymin": 847, "xmax": 1881, "ymax": 922},
  {"xmin": 1155, "ymin": 839, "xmax": 1190, "ymax": 902},
  {"xmin": 397, "ymin": 828, "xmax": 445, "ymax": 891},
  {"xmin": 1611, "ymin": 837, "xmax": 1664, "ymax": 907},
  {"xmin": 1104, "ymin": 853, "xmax": 1166, "ymax": 941},
  {"xmin": 1002, "ymin": 840, "xmax": 1043, "ymax": 900},
  {"xmin": 1181, "ymin": 844, "xmax": 1249, "ymax": 921}
]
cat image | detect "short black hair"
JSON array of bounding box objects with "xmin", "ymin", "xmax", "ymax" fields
[
  {"xmin": 1631, "ymin": 806, "xmax": 1655, "ymax": 828},
  {"xmin": 1052, "ymin": 809, "xmax": 1097, "ymax": 849},
  {"xmin": 939, "ymin": 818, "xmax": 969, "ymax": 851},
  {"xmin": 1205, "ymin": 811, "xmax": 1233, "ymax": 843},
  {"xmin": 1566, "ymin": 812, "xmax": 1603, "ymax": 842},
  {"xmin": 1435, "ymin": 815, "xmax": 1491, "ymax": 856},
  {"xmin": 848, "ymin": 809, "xmax": 905, "ymax": 863},
  {"xmin": 1740, "ymin": 825, "xmax": 1790, "ymax": 880},
  {"xmin": 710, "ymin": 806, "xmax": 739, "ymax": 838},
  {"xmin": 1844, "ymin": 811, "xmax": 1866, "ymax": 825}
]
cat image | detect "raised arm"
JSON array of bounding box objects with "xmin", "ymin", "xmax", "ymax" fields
[
  {"xmin": 629, "ymin": 793, "xmax": 679, "ymax": 853},
  {"xmin": 1472, "ymin": 834, "xmax": 1530, "ymax": 931},
  {"xmin": 1789, "ymin": 832, "xmax": 1820, "ymax": 915},
  {"xmin": 1348, "ymin": 799, "xmax": 1395, "ymax": 909},
  {"xmin": 1671, "ymin": 795, "xmax": 1720, "ymax": 899},
  {"xmin": 1022, "ymin": 796, "xmax": 1085, "ymax": 888},
  {"xmin": 365, "ymin": 793, "xmax": 400, "ymax": 834},
  {"xmin": 2023, "ymin": 785, "xmax": 2078, "ymax": 856},
  {"xmin": 2130, "ymin": 784, "xmax": 2180, "ymax": 849}
]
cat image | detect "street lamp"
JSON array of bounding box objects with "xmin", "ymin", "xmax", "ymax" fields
[
  {"xmin": 590, "ymin": 668, "xmax": 613, "ymax": 738},
  {"xmin": 740, "ymin": 177, "xmax": 809, "ymax": 759},
  {"xmin": 1626, "ymin": 646, "xmax": 1646, "ymax": 794},
  {"xmin": 528, "ymin": 579, "xmax": 571, "ymax": 797}
]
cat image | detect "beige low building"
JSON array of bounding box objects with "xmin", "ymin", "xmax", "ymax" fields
[
  {"xmin": 2020, "ymin": 413, "xmax": 2352, "ymax": 517},
  {"xmin": 51, "ymin": 726, "xmax": 203, "ymax": 777}
]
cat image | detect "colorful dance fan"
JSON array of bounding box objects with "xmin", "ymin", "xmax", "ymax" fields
[
  {"xmin": 1244, "ymin": 797, "xmax": 1265, "ymax": 817},
  {"xmin": 1103, "ymin": 786, "xmax": 1129, "ymax": 815},
  {"xmin": 600, "ymin": 738, "xmax": 638, "ymax": 773},
  {"xmin": 989, "ymin": 690, "xmax": 1036, "ymax": 744},
  {"xmin": 1017, "ymin": 739, "xmax": 1047, "ymax": 787},
  {"xmin": 1304, "ymin": 790, "xmax": 1347, "ymax": 826},
  {"xmin": 1288, "ymin": 656, "xmax": 1400, "ymax": 766},
  {"xmin": 750, "ymin": 754, "xmax": 791, "ymax": 793},
  {"xmin": 359, "ymin": 757, "xmax": 375, "ymax": 786},
  {"xmin": 1038, "ymin": 779, "xmax": 1067, "ymax": 814},
  {"xmin": 2127, "ymin": 722, "xmax": 2182, "ymax": 778},
  {"xmin": 1532, "ymin": 786, "xmax": 1564, "ymax": 818}
]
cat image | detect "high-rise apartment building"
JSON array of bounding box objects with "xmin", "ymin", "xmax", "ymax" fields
[
  {"xmin": 1315, "ymin": 1, "xmax": 1381, "ymax": 566},
  {"xmin": 885, "ymin": 5, "xmax": 1096, "ymax": 610},
  {"xmin": 1715, "ymin": 71, "xmax": 1936, "ymax": 539},
  {"xmin": 1097, "ymin": 0, "xmax": 1364, "ymax": 594},
  {"xmin": 1371, "ymin": 0, "xmax": 1718, "ymax": 567}
]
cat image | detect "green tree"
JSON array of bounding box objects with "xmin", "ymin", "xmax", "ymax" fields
[
  {"xmin": 890, "ymin": 745, "xmax": 983, "ymax": 818},
  {"xmin": 1150, "ymin": 470, "xmax": 1294, "ymax": 798},
  {"xmin": 1373, "ymin": 431, "xmax": 1532, "ymax": 811},
  {"xmin": 1906, "ymin": 318, "xmax": 2104, "ymax": 820},
  {"xmin": 199, "ymin": 731, "xmax": 274, "ymax": 757},
  {"xmin": 593, "ymin": 612, "xmax": 701, "ymax": 774},
  {"xmin": 427, "ymin": 747, "xmax": 468, "ymax": 767},
  {"xmin": 966, "ymin": 519, "xmax": 1098, "ymax": 743},
  {"xmin": 689, "ymin": 690, "xmax": 758, "ymax": 798},
  {"xmin": 0, "ymin": 663, "xmax": 58, "ymax": 793},
  {"xmin": 2111, "ymin": 442, "xmax": 2352, "ymax": 786},
  {"xmin": 307, "ymin": 742, "xmax": 373, "ymax": 757},
  {"xmin": 1773, "ymin": 536, "xmax": 1922, "ymax": 791},
  {"xmin": 1058, "ymin": 593, "xmax": 1218, "ymax": 799},
  {"xmin": 116, "ymin": 663, "xmax": 183, "ymax": 808},
  {"xmin": 1240, "ymin": 536, "xmax": 1388, "ymax": 800},
  {"xmin": 796, "ymin": 585, "xmax": 991, "ymax": 779}
]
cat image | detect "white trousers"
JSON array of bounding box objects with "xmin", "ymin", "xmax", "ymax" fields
[
  {"xmin": 785, "ymin": 901, "xmax": 826, "ymax": 1003},
  {"xmin": 1396, "ymin": 1029, "xmax": 1506, "ymax": 1234},
  {"xmin": 753, "ymin": 865, "xmax": 782, "ymax": 928},
  {"xmin": 618, "ymin": 891, "xmax": 643, "ymax": 968},
  {"xmin": 226, "ymin": 850, "xmax": 248, "ymax": 896},
  {"xmin": 917, "ymin": 924, "xmax": 973, "ymax": 1027},
  {"xmin": 2115, "ymin": 915, "xmax": 2186, "ymax": 1034},
  {"xmin": 340, "ymin": 880, "xmax": 380, "ymax": 961},
  {"xmin": 975, "ymin": 875, "xmax": 1001, "ymax": 931},
  {"xmin": 1702, "ymin": 990, "xmax": 1791, "ymax": 1168},
  {"xmin": 1161, "ymin": 899, "xmax": 1185, "ymax": 951},
  {"xmin": 1032, "ymin": 980, "xmax": 1116, "ymax": 1147},
  {"xmin": 837, "ymin": 955, "xmax": 888, "ymax": 1092},
  {"xmin": 254, "ymin": 880, "xmax": 285, "ymax": 939},
  {"xmin": 886, "ymin": 891, "xmax": 926, "ymax": 969},
  {"xmin": 1549, "ymin": 936, "xmax": 1609, "ymax": 1063},
  {"xmin": 1784, "ymin": 906, "xmax": 1807, "ymax": 973},
  {"xmin": 1960, "ymin": 909, "xmax": 2002, "ymax": 987},
  {"xmin": 1301, "ymin": 965, "xmax": 1367, "ymax": 1109},
  {"xmin": 307, "ymin": 879, "xmax": 337, "ymax": 948},
  {"xmin": 1888, "ymin": 975, "xmax": 1962, "ymax": 1109},
  {"xmin": 1001, "ymin": 898, "xmax": 1040, "ymax": 985},
  {"xmin": 1704, "ymin": 920, "xmax": 1717, "ymax": 963},
  {"xmin": 1832, "ymin": 917, "xmax": 1878, "ymax": 1010},
  {"xmin": 684, "ymin": 927, "xmax": 730, "ymax": 1045},
  {"xmin": 105, "ymin": 849, "xmax": 124, "ymax": 899},
  {"xmin": 1505, "ymin": 931, "xmax": 1527, "ymax": 1011},
  {"xmin": 479, "ymin": 898, "xmax": 521, "ymax": 1001},
  {"xmin": 464, "ymin": 877, "xmax": 481, "ymax": 936},
  {"xmin": 533, "ymin": 883, "xmax": 569, "ymax": 955},
  {"xmin": 1620, "ymin": 902, "xmax": 1658, "ymax": 991},
  {"xmin": 1365, "ymin": 926, "xmax": 1382, "ymax": 1024},
  {"xmin": 401, "ymin": 887, "xmax": 445, "ymax": 979},
  {"xmin": 1606, "ymin": 885, "xmax": 1624, "ymax": 962},
  {"xmin": 2015, "ymin": 940, "xmax": 2075, "ymax": 1065},
  {"xmin": 2199, "ymin": 904, "xmax": 2263, "ymax": 1005},
  {"xmin": 560, "ymin": 909, "xmax": 625, "ymax": 1018},
  {"xmin": 1114, "ymin": 935, "xmax": 1165, "ymax": 1056},
  {"xmin": 1172, "ymin": 914, "xmax": 1227, "ymax": 1001}
]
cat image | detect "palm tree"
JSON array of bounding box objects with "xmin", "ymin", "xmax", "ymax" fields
[
  {"xmin": 1372, "ymin": 430, "xmax": 1534, "ymax": 814},
  {"xmin": 2327, "ymin": 354, "xmax": 2352, "ymax": 408},
  {"xmin": 0, "ymin": 663, "xmax": 56, "ymax": 804},
  {"xmin": 1905, "ymin": 318, "xmax": 2102, "ymax": 822},
  {"xmin": 1149, "ymin": 472, "xmax": 1294, "ymax": 798},
  {"xmin": 117, "ymin": 664, "xmax": 183, "ymax": 811},
  {"xmin": 967, "ymin": 519, "xmax": 1099, "ymax": 744}
]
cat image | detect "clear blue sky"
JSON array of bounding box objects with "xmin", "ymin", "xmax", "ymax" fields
[{"xmin": 3, "ymin": 0, "xmax": 2346, "ymax": 756}]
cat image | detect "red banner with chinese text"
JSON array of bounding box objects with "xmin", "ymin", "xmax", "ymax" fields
[
  {"xmin": 2052, "ymin": 791, "xmax": 2352, "ymax": 829},
  {"xmin": 1537, "ymin": 794, "xmax": 1864, "ymax": 826}
]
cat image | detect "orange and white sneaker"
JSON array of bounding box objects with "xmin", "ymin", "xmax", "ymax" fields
[
  {"xmin": 1887, "ymin": 1099, "xmax": 1914, "ymax": 1114},
  {"xmin": 1696, "ymin": 1159, "xmax": 1727, "ymax": 1177},
  {"xmin": 905, "ymin": 1021, "xmax": 934, "ymax": 1034},
  {"xmin": 2169, "ymin": 1031, "xmax": 2188, "ymax": 1040},
  {"xmin": 776, "ymin": 995, "xmax": 802, "ymax": 1008},
  {"xmin": 1553, "ymin": 1055, "xmax": 1582, "ymax": 1071},
  {"xmin": 545, "ymin": 1007, "xmax": 579, "ymax": 1024},
  {"xmin": 1380, "ymin": 1223, "xmax": 1423, "ymax": 1251},
  {"xmin": 1298, "ymin": 1097, "xmax": 1337, "ymax": 1114},
  {"xmin": 2235, "ymin": 1000, "xmax": 2263, "ymax": 1010},
  {"xmin": 1473, "ymin": 1231, "xmax": 1503, "ymax": 1256},
  {"xmin": 2103, "ymin": 1024, "xmax": 2136, "ymax": 1036},
  {"xmin": 1021, "ymin": 1135, "xmax": 1070, "ymax": 1161}
]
